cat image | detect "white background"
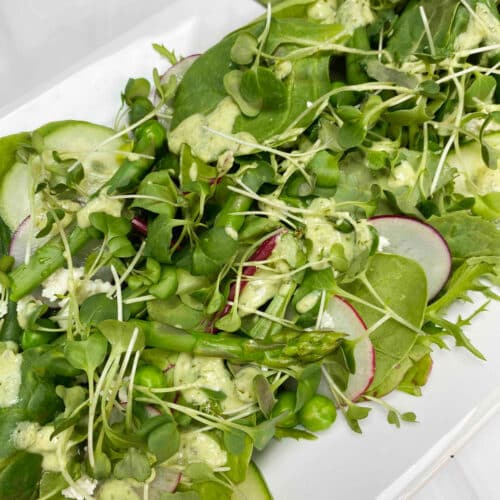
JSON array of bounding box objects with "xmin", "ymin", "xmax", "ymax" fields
[{"xmin": 1, "ymin": 1, "xmax": 499, "ymax": 498}]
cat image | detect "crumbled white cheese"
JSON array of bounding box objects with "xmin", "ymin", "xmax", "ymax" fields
[
  {"xmin": 41, "ymin": 267, "xmax": 114, "ymax": 328},
  {"xmin": 62, "ymin": 475, "xmax": 98, "ymax": 500},
  {"xmin": 377, "ymin": 235, "xmax": 391, "ymax": 252},
  {"xmin": 0, "ymin": 348, "xmax": 22, "ymax": 408}
]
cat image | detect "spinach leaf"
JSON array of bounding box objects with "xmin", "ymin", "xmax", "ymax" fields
[
  {"xmin": 429, "ymin": 212, "xmax": 500, "ymax": 260},
  {"xmin": 387, "ymin": 0, "xmax": 462, "ymax": 63},
  {"xmin": 343, "ymin": 254, "xmax": 427, "ymax": 396},
  {"xmin": 0, "ymin": 452, "xmax": 42, "ymax": 500}
]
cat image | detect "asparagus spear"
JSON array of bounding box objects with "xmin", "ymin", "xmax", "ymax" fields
[{"xmin": 134, "ymin": 320, "xmax": 346, "ymax": 369}]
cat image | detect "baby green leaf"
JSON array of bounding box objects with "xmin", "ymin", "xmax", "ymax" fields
[
  {"xmin": 253, "ymin": 374, "xmax": 276, "ymax": 418},
  {"xmin": 387, "ymin": 410, "xmax": 400, "ymax": 428},
  {"xmin": 114, "ymin": 448, "xmax": 151, "ymax": 482},
  {"xmin": 65, "ymin": 333, "xmax": 108, "ymax": 375},
  {"xmin": 97, "ymin": 320, "xmax": 145, "ymax": 353},
  {"xmin": 93, "ymin": 451, "xmax": 112, "ymax": 480},
  {"xmin": 224, "ymin": 70, "xmax": 262, "ymax": 117},
  {"xmin": 230, "ymin": 32, "xmax": 258, "ymax": 65},
  {"xmin": 147, "ymin": 423, "xmax": 180, "ymax": 463},
  {"xmin": 338, "ymin": 121, "xmax": 366, "ymax": 150},
  {"xmin": 223, "ymin": 429, "xmax": 247, "ymax": 456},
  {"xmin": 184, "ymin": 462, "xmax": 216, "ymax": 483},
  {"xmin": 80, "ymin": 293, "xmax": 130, "ymax": 326},
  {"xmin": 295, "ymin": 363, "xmax": 321, "ymax": 411}
]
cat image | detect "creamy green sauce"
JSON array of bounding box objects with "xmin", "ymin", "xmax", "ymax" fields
[
  {"xmin": 170, "ymin": 431, "xmax": 227, "ymax": 469},
  {"xmin": 308, "ymin": 0, "xmax": 374, "ymax": 33},
  {"xmin": 174, "ymin": 353, "xmax": 244, "ymax": 411},
  {"xmin": 77, "ymin": 190, "xmax": 123, "ymax": 228},
  {"xmin": 238, "ymin": 234, "xmax": 299, "ymax": 315},
  {"xmin": 455, "ymin": 3, "xmax": 500, "ymax": 51},
  {"xmin": 234, "ymin": 366, "xmax": 261, "ymax": 403},
  {"xmin": 387, "ymin": 161, "xmax": 418, "ymax": 190},
  {"xmin": 11, "ymin": 422, "xmax": 61, "ymax": 472},
  {"xmin": 304, "ymin": 198, "xmax": 372, "ymax": 271},
  {"xmin": 168, "ymin": 97, "xmax": 257, "ymax": 163},
  {"xmin": 0, "ymin": 348, "xmax": 22, "ymax": 408}
]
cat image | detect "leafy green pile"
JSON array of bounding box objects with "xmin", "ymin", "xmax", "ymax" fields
[{"xmin": 1, "ymin": 0, "xmax": 500, "ymax": 499}]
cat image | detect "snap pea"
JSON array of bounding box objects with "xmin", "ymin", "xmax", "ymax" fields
[
  {"xmin": 184, "ymin": 162, "xmax": 274, "ymax": 275},
  {"xmin": 346, "ymin": 27, "xmax": 371, "ymax": 86},
  {"xmin": 21, "ymin": 330, "xmax": 58, "ymax": 350},
  {"xmin": 106, "ymin": 121, "xmax": 165, "ymax": 193},
  {"xmin": 134, "ymin": 364, "xmax": 168, "ymax": 389},
  {"xmin": 213, "ymin": 161, "xmax": 274, "ymax": 233}
]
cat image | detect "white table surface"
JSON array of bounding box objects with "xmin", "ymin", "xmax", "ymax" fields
[{"xmin": 1, "ymin": 2, "xmax": 499, "ymax": 498}]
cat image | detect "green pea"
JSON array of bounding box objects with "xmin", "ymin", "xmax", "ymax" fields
[
  {"xmin": 136, "ymin": 120, "xmax": 166, "ymax": 150},
  {"xmin": 307, "ymin": 151, "xmax": 339, "ymax": 189},
  {"xmin": 129, "ymin": 97, "xmax": 154, "ymax": 124},
  {"xmin": 272, "ymin": 391, "xmax": 299, "ymax": 428},
  {"xmin": 134, "ymin": 364, "xmax": 168, "ymax": 389},
  {"xmin": 298, "ymin": 395, "xmax": 336, "ymax": 432},
  {"xmin": 21, "ymin": 330, "xmax": 57, "ymax": 350}
]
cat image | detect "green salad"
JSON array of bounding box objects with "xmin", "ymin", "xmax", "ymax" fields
[{"xmin": 1, "ymin": 0, "xmax": 500, "ymax": 498}]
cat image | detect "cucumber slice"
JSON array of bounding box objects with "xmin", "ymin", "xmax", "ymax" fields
[
  {"xmin": 0, "ymin": 132, "xmax": 30, "ymax": 181},
  {"xmin": 231, "ymin": 462, "xmax": 272, "ymax": 500},
  {"xmin": 0, "ymin": 121, "xmax": 128, "ymax": 231},
  {"xmin": 36, "ymin": 120, "xmax": 128, "ymax": 195},
  {"xmin": 0, "ymin": 162, "xmax": 33, "ymax": 230}
]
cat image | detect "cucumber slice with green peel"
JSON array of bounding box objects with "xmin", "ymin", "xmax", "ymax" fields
[
  {"xmin": 0, "ymin": 121, "xmax": 128, "ymax": 231},
  {"xmin": 35, "ymin": 120, "xmax": 129, "ymax": 195},
  {"xmin": 0, "ymin": 162, "xmax": 33, "ymax": 230},
  {"xmin": 0, "ymin": 131, "xmax": 30, "ymax": 181},
  {"xmin": 231, "ymin": 462, "xmax": 272, "ymax": 500}
]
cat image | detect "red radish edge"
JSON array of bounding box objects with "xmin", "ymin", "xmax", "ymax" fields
[
  {"xmin": 323, "ymin": 296, "xmax": 375, "ymax": 401},
  {"xmin": 161, "ymin": 54, "xmax": 200, "ymax": 85},
  {"xmin": 131, "ymin": 216, "xmax": 148, "ymax": 235},
  {"xmin": 369, "ymin": 215, "xmax": 452, "ymax": 301},
  {"xmin": 153, "ymin": 54, "xmax": 200, "ymax": 106},
  {"xmin": 171, "ymin": 472, "xmax": 182, "ymax": 493}
]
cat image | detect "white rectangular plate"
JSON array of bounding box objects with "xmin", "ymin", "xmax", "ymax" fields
[{"xmin": 1, "ymin": 1, "xmax": 499, "ymax": 498}]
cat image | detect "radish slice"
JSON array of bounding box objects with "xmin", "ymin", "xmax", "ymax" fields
[
  {"xmin": 9, "ymin": 216, "xmax": 51, "ymax": 266},
  {"xmin": 153, "ymin": 54, "xmax": 200, "ymax": 106},
  {"xmin": 369, "ymin": 215, "xmax": 451, "ymax": 301},
  {"xmin": 161, "ymin": 54, "xmax": 200, "ymax": 85},
  {"xmin": 321, "ymin": 296, "xmax": 375, "ymax": 401}
]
